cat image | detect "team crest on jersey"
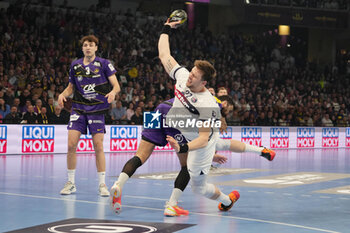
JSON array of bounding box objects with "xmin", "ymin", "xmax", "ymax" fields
[
  {"xmin": 94, "ymin": 68, "xmax": 99, "ymax": 73},
  {"xmin": 174, "ymin": 134, "xmax": 184, "ymax": 143},
  {"xmin": 191, "ymin": 97, "xmax": 197, "ymax": 103},
  {"xmin": 78, "ymin": 76, "xmax": 83, "ymax": 81}
]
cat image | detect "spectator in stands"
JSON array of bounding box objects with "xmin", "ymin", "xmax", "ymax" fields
[
  {"xmin": 126, "ymin": 102, "xmax": 135, "ymax": 121},
  {"xmin": 3, "ymin": 106, "xmax": 22, "ymax": 124},
  {"xmin": 22, "ymin": 105, "xmax": 37, "ymax": 124},
  {"xmin": 110, "ymin": 101, "xmax": 127, "ymax": 123},
  {"xmin": 322, "ymin": 113, "xmax": 333, "ymax": 126},
  {"xmin": 130, "ymin": 106, "xmax": 143, "ymax": 125},
  {"xmin": 0, "ymin": 98, "xmax": 10, "ymax": 119},
  {"xmin": 37, "ymin": 107, "xmax": 49, "ymax": 124}
]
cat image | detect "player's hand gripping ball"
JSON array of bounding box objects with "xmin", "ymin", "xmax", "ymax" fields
[{"xmin": 169, "ymin": 9, "xmax": 187, "ymax": 25}]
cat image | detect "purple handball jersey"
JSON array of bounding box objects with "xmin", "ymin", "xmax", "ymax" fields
[{"xmin": 69, "ymin": 57, "xmax": 116, "ymax": 114}]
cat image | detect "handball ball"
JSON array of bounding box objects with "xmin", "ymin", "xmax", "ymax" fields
[{"xmin": 169, "ymin": 9, "xmax": 187, "ymax": 24}]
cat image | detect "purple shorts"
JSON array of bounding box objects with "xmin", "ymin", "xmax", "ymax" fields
[
  {"xmin": 67, "ymin": 110, "xmax": 106, "ymax": 134},
  {"xmin": 142, "ymin": 100, "xmax": 187, "ymax": 146}
]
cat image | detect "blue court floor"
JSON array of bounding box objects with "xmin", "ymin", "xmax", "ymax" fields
[{"xmin": 1, "ymin": 149, "xmax": 350, "ymax": 233}]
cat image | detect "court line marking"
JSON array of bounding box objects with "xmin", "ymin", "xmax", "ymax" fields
[{"xmin": 0, "ymin": 191, "xmax": 340, "ymax": 233}]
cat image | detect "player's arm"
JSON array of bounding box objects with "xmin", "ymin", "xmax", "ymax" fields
[
  {"xmin": 105, "ymin": 74, "xmax": 121, "ymax": 103},
  {"xmin": 158, "ymin": 20, "xmax": 181, "ymax": 75},
  {"xmin": 166, "ymin": 126, "xmax": 210, "ymax": 152},
  {"xmin": 58, "ymin": 82, "xmax": 74, "ymax": 108}
]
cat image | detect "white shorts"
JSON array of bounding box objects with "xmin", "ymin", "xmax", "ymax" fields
[{"xmin": 187, "ymin": 132, "xmax": 219, "ymax": 177}]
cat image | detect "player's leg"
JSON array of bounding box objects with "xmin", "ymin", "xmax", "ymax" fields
[
  {"xmin": 188, "ymin": 135, "xmax": 239, "ymax": 212},
  {"xmin": 88, "ymin": 114, "xmax": 109, "ymax": 196},
  {"xmin": 110, "ymin": 139, "xmax": 155, "ymax": 214},
  {"xmin": 92, "ymin": 132, "xmax": 109, "ymax": 196},
  {"xmin": 164, "ymin": 151, "xmax": 190, "ymax": 216},
  {"xmin": 113, "ymin": 139, "xmax": 155, "ymax": 191},
  {"xmin": 60, "ymin": 129, "xmax": 81, "ymax": 195},
  {"xmin": 216, "ymin": 138, "xmax": 276, "ymax": 161}
]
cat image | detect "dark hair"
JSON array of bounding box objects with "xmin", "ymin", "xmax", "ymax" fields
[
  {"xmin": 194, "ymin": 60, "xmax": 216, "ymax": 82},
  {"xmin": 217, "ymin": 95, "xmax": 233, "ymax": 106},
  {"xmin": 80, "ymin": 35, "xmax": 99, "ymax": 46}
]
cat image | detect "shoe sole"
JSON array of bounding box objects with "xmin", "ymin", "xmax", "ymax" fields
[
  {"xmin": 109, "ymin": 185, "xmax": 122, "ymax": 214},
  {"xmin": 269, "ymin": 151, "xmax": 276, "ymax": 161},
  {"xmin": 111, "ymin": 201, "xmax": 122, "ymax": 214}
]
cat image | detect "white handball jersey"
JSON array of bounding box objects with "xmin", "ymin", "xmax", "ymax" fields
[{"xmin": 166, "ymin": 64, "xmax": 221, "ymax": 141}]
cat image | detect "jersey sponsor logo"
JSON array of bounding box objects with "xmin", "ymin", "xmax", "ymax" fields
[
  {"xmin": 0, "ymin": 126, "xmax": 7, "ymax": 153},
  {"xmin": 270, "ymin": 127, "xmax": 289, "ymax": 148},
  {"xmin": 346, "ymin": 128, "xmax": 350, "ymax": 147},
  {"xmin": 108, "ymin": 63, "xmax": 115, "ymax": 71},
  {"xmin": 241, "ymin": 127, "xmax": 262, "ymax": 147},
  {"xmin": 77, "ymin": 130, "xmax": 93, "ymax": 152},
  {"xmin": 143, "ymin": 110, "xmax": 161, "ymax": 129},
  {"xmin": 22, "ymin": 126, "xmax": 55, "ymax": 153},
  {"xmin": 297, "ymin": 127, "xmax": 315, "ymax": 148},
  {"xmin": 174, "ymin": 88, "xmax": 200, "ymax": 115},
  {"xmin": 322, "ymin": 128, "xmax": 339, "ymax": 147},
  {"xmin": 83, "ymin": 83, "xmax": 96, "ymax": 94},
  {"xmin": 220, "ymin": 127, "xmax": 232, "ymax": 139},
  {"xmin": 93, "ymin": 61, "xmax": 101, "ymax": 67},
  {"xmin": 110, "ymin": 126, "xmax": 138, "ymax": 151}
]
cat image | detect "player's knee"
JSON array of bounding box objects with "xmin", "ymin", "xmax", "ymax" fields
[
  {"xmin": 191, "ymin": 184, "xmax": 206, "ymax": 196},
  {"xmin": 67, "ymin": 143, "xmax": 77, "ymax": 153}
]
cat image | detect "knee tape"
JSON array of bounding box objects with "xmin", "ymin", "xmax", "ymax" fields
[
  {"xmin": 191, "ymin": 181, "xmax": 215, "ymax": 198},
  {"xmin": 216, "ymin": 138, "xmax": 231, "ymax": 151}
]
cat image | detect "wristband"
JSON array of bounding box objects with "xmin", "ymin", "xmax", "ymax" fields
[
  {"xmin": 161, "ymin": 25, "xmax": 171, "ymax": 35},
  {"xmin": 178, "ymin": 143, "xmax": 189, "ymax": 153}
]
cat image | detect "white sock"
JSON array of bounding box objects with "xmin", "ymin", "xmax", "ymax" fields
[
  {"xmin": 216, "ymin": 192, "xmax": 232, "ymax": 206},
  {"xmin": 168, "ymin": 188, "xmax": 183, "ymax": 206},
  {"xmin": 68, "ymin": 169, "xmax": 75, "ymax": 183},
  {"xmin": 98, "ymin": 172, "xmax": 106, "ymax": 185},
  {"xmin": 244, "ymin": 144, "xmax": 263, "ymax": 154},
  {"xmin": 115, "ymin": 172, "xmax": 129, "ymax": 190}
]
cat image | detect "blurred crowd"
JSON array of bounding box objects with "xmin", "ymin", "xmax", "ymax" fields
[
  {"xmin": 0, "ymin": 2, "xmax": 349, "ymax": 127},
  {"xmin": 249, "ymin": 0, "xmax": 349, "ymax": 10}
]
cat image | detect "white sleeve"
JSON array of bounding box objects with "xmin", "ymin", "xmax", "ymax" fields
[{"xmin": 169, "ymin": 64, "xmax": 189, "ymax": 84}]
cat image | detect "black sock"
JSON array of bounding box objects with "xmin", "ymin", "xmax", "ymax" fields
[
  {"xmin": 122, "ymin": 156, "xmax": 142, "ymax": 177},
  {"xmin": 174, "ymin": 166, "xmax": 190, "ymax": 191}
]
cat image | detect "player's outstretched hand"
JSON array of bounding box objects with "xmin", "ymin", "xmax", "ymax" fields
[
  {"xmin": 105, "ymin": 91, "xmax": 116, "ymax": 103},
  {"xmin": 213, "ymin": 154, "xmax": 228, "ymax": 164},
  {"xmin": 166, "ymin": 135, "xmax": 180, "ymax": 152},
  {"xmin": 58, "ymin": 94, "xmax": 66, "ymax": 108}
]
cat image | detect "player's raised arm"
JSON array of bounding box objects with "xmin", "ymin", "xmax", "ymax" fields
[{"xmin": 158, "ymin": 19, "xmax": 181, "ymax": 75}]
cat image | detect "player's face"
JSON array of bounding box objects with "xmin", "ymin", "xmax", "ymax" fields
[
  {"xmin": 82, "ymin": 41, "xmax": 97, "ymax": 58},
  {"xmin": 187, "ymin": 66, "xmax": 206, "ymax": 89}
]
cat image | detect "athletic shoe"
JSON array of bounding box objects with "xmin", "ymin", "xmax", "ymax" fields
[
  {"xmin": 99, "ymin": 183, "xmax": 110, "ymax": 197},
  {"xmin": 261, "ymin": 148, "xmax": 276, "ymax": 161},
  {"xmin": 60, "ymin": 181, "xmax": 76, "ymax": 195},
  {"xmin": 110, "ymin": 183, "xmax": 122, "ymax": 214},
  {"xmin": 164, "ymin": 202, "xmax": 189, "ymax": 217},
  {"xmin": 218, "ymin": 190, "xmax": 240, "ymax": 211}
]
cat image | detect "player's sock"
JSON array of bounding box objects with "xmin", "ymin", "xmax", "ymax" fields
[
  {"xmin": 98, "ymin": 171, "xmax": 106, "ymax": 185},
  {"xmin": 168, "ymin": 188, "xmax": 183, "ymax": 206},
  {"xmin": 216, "ymin": 192, "xmax": 232, "ymax": 206},
  {"xmin": 68, "ymin": 169, "xmax": 75, "ymax": 183},
  {"xmin": 168, "ymin": 166, "xmax": 190, "ymax": 205},
  {"xmin": 116, "ymin": 172, "xmax": 129, "ymax": 190},
  {"xmin": 244, "ymin": 144, "xmax": 263, "ymax": 154}
]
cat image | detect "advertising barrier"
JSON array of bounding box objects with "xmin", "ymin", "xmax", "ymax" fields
[{"xmin": 1, "ymin": 125, "xmax": 349, "ymax": 154}]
